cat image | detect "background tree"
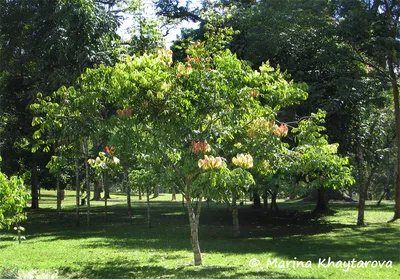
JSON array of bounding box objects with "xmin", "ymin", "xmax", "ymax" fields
[
  {"xmin": 31, "ymin": 63, "xmax": 118, "ymax": 225},
  {"xmin": 292, "ymin": 110, "xmax": 355, "ymax": 214},
  {"xmin": 88, "ymin": 150, "xmax": 121, "ymax": 222},
  {"xmin": 348, "ymin": 96, "xmax": 394, "ymax": 225},
  {"xmin": 336, "ymin": 0, "xmax": 400, "ymax": 221},
  {"xmin": 46, "ymin": 150, "xmax": 72, "ymax": 220},
  {"xmin": 204, "ymin": 153, "xmax": 255, "ymax": 237},
  {"xmin": 130, "ymin": 168, "xmax": 157, "ymax": 228},
  {"xmin": 0, "ymin": 0, "xmax": 120, "ymax": 209}
]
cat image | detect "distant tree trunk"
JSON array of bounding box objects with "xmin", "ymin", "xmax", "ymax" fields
[
  {"xmin": 31, "ymin": 161, "xmax": 39, "ymax": 209},
  {"xmin": 56, "ymin": 175, "xmax": 61, "ymax": 221},
  {"xmin": 357, "ymin": 143, "xmax": 366, "ymax": 226},
  {"xmin": 386, "ymin": 183, "xmax": 391, "ymax": 200},
  {"xmin": 172, "ymin": 188, "xmax": 176, "ymax": 201},
  {"xmin": 186, "ymin": 195, "xmax": 202, "ymax": 266},
  {"xmin": 252, "ymin": 191, "xmax": 261, "ymax": 208},
  {"xmin": 231, "ymin": 193, "xmax": 240, "ymax": 237},
  {"xmin": 377, "ymin": 189, "xmax": 387, "ymax": 206},
  {"xmin": 84, "ymin": 138, "xmax": 90, "ymax": 226},
  {"xmin": 100, "ymin": 172, "xmax": 108, "ymax": 223},
  {"xmin": 93, "ymin": 179, "xmax": 101, "ymax": 200},
  {"xmin": 146, "ymin": 190, "xmax": 151, "ymax": 228},
  {"xmin": 75, "ymin": 158, "xmax": 80, "ymax": 226},
  {"xmin": 289, "ymin": 181, "xmax": 296, "ymax": 200},
  {"xmin": 153, "ymin": 184, "xmax": 159, "ymax": 198},
  {"xmin": 104, "ymin": 174, "xmax": 111, "ymax": 199},
  {"xmin": 357, "ymin": 188, "xmax": 366, "ymax": 225},
  {"xmin": 124, "ymin": 165, "xmax": 132, "ymax": 219},
  {"xmin": 378, "ymin": 140, "xmax": 391, "ymax": 208},
  {"xmin": 313, "ymin": 187, "xmax": 329, "ymax": 214},
  {"xmin": 263, "ymin": 192, "xmax": 268, "ymax": 209},
  {"xmin": 270, "ymin": 191, "xmax": 279, "ymax": 214},
  {"xmin": 138, "ymin": 187, "xmax": 142, "ymax": 200}
]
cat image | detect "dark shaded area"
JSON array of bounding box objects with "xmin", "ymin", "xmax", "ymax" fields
[{"xmin": 59, "ymin": 264, "xmax": 324, "ymax": 279}]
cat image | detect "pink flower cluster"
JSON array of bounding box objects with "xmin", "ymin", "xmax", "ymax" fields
[
  {"xmin": 105, "ymin": 146, "xmax": 114, "ymax": 155},
  {"xmin": 191, "ymin": 141, "xmax": 210, "ymax": 155},
  {"xmin": 273, "ymin": 124, "xmax": 288, "ymax": 137},
  {"xmin": 116, "ymin": 108, "xmax": 132, "ymax": 117},
  {"xmin": 248, "ymin": 90, "xmax": 259, "ymax": 97}
]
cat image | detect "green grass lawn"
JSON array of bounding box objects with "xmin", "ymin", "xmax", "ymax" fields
[{"xmin": 1, "ymin": 190, "xmax": 399, "ymax": 279}]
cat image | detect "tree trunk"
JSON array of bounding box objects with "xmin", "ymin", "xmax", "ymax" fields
[
  {"xmin": 386, "ymin": 183, "xmax": 391, "ymax": 200},
  {"xmin": 93, "ymin": 179, "xmax": 102, "ymax": 201},
  {"xmin": 377, "ymin": 156, "xmax": 391, "ymax": 205},
  {"xmin": 377, "ymin": 190, "xmax": 386, "ymax": 206},
  {"xmin": 153, "ymin": 184, "xmax": 159, "ymax": 198},
  {"xmin": 186, "ymin": 197, "xmax": 202, "ymax": 266},
  {"xmin": 172, "ymin": 188, "xmax": 176, "ymax": 201},
  {"xmin": 31, "ymin": 161, "xmax": 39, "ymax": 209},
  {"xmin": 104, "ymin": 174, "xmax": 111, "ymax": 199},
  {"xmin": 357, "ymin": 182, "xmax": 367, "ymax": 225},
  {"xmin": 263, "ymin": 192, "xmax": 268, "ymax": 209},
  {"xmin": 387, "ymin": 44, "xmax": 400, "ymax": 221},
  {"xmin": 358, "ymin": 193, "xmax": 366, "ymax": 226},
  {"xmin": 75, "ymin": 158, "xmax": 80, "ymax": 226},
  {"xmin": 252, "ymin": 191, "xmax": 261, "ymax": 208},
  {"xmin": 358, "ymin": 161, "xmax": 376, "ymax": 224},
  {"xmin": 102, "ymin": 172, "xmax": 107, "ymax": 223},
  {"xmin": 289, "ymin": 181, "xmax": 297, "ymax": 199},
  {"xmin": 138, "ymin": 187, "xmax": 142, "ymax": 200},
  {"xmin": 147, "ymin": 190, "xmax": 151, "ymax": 228},
  {"xmin": 124, "ymin": 165, "xmax": 132, "ymax": 219},
  {"xmin": 357, "ymin": 142, "xmax": 366, "ymax": 226},
  {"xmin": 313, "ymin": 187, "xmax": 329, "ymax": 214},
  {"xmin": 56, "ymin": 175, "xmax": 61, "ymax": 221},
  {"xmin": 84, "ymin": 138, "xmax": 90, "ymax": 226},
  {"xmin": 231, "ymin": 193, "xmax": 240, "ymax": 237},
  {"xmin": 270, "ymin": 192, "xmax": 279, "ymax": 213}
]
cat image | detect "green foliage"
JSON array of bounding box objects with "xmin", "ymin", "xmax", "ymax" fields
[
  {"xmin": 292, "ymin": 110, "xmax": 355, "ymax": 189},
  {"xmin": 31, "ymin": 20, "xmax": 354, "ymax": 203},
  {"xmin": 1, "ymin": 0, "xmax": 120, "ymax": 175},
  {"xmin": 0, "ymin": 157, "xmax": 30, "ymax": 232},
  {"xmin": 129, "ymin": 169, "xmax": 157, "ymax": 192},
  {"xmin": 88, "ymin": 152, "xmax": 121, "ymax": 176}
]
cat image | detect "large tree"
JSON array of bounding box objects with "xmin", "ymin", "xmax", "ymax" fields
[
  {"xmin": 336, "ymin": 0, "xmax": 400, "ymax": 221},
  {"xmin": 0, "ymin": 0, "xmax": 120, "ymax": 208}
]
